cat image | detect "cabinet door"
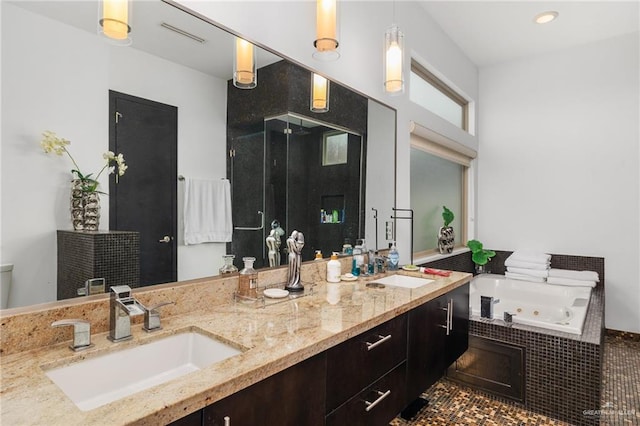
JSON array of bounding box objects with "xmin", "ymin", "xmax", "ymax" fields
[
  {"xmin": 445, "ymin": 282, "xmax": 469, "ymax": 368},
  {"xmin": 326, "ymin": 314, "xmax": 407, "ymax": 412},
  {"xmin": 406, "ymin": 295, "xmax": 447, "ymax": 401},
  {"xmin": 203, "ymin": 353, "xmax": 326, "ymax": 426},
  {"xmin": 326, "ymin": 362, "xmax": 407, "ymax": 426}
]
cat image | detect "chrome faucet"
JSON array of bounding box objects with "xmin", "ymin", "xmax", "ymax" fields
[
  {"xmin": 51, "ymin": 319, "xmax": 93, "ymax": 352},
  {"xmin": 108, "ymin": 285, "xmax": 145, "ymax": 342},
  {"xmin": 143, "ymin": 301, "xmax": 175, "ymax": 332}
]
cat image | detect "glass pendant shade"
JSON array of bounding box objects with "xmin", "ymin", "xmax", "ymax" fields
[
  {"xmin": 98, "ymin": 0, "xmax": 132, "ymax": 46},
  {"xmin": 310, "ymin": 73, "xmax": 330, "ymax": 113},
  {"xmin": 313, "ymin": 0, "xmax": 339, "ymax": 61},
  {"xmin": 234, "ymin": 37, "xmax": 257, "ymax": 89},
  {"xmin": 384, "ymin": 25, "xmax": 404, "ymax": 95}
]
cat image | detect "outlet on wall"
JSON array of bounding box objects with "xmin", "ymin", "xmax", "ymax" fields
[{"xmin": 385, "ymin": 221, "xmax": 393, "ymax": 240}]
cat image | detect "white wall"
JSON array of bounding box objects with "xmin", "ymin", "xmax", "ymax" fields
[
  {"xmin": 176, "ymin": 0, "xmax": 479, "ymax": 264},
  {"xmin": 478, "ymin": 33, "xmax": 640, "ymax": 333},
  {"xmin": 1, "ymin": 4, "xmax": 227, "ymax": 308}
]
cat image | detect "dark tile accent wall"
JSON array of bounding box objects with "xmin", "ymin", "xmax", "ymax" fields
[
  {"xmin": 57, "ymin": 230, "xmax": 140, "ymax": 300},
  {"xmin": 421, "ymin": 250, "xmax": 605, "ymax": 426}
]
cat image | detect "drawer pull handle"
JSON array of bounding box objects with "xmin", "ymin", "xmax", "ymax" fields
[
  {"xmin": 364, "ymin": 389, "xmax": 392, "ymax": 412},
  {"xmin": 365, "ymin": 334, "xmax": 392, "ymax": 351},
  {"xmin": 224, "ymin": 416, "xmax": 230, "ymax": 426}
]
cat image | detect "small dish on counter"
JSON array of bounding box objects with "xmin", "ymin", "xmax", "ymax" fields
[
  {"xmin": 263, "ymin": 288, "xmax": 289, "ymax": 299},
  {"xmin": 402, "ymin": 264, "xmax": 419, "ymax": 271},
  {"xmin": 340, "ymin": 274, "xmax": 358, "ymax": 282}
]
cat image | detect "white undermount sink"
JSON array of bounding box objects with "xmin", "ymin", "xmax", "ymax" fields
[
  {"xmin": 369, "ymin": 274, "xmax": 434, "ymax": 289},
  {"xmin": 44, "ymin": 329, "xmax": 243, "ymax": 411}
]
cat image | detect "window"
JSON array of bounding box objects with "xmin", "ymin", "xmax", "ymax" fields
[
  {"xmin": 410, "ymin": 61, "xmax": 468, "ymax": 131},
  {"xmin": 322, "ymin": 131, "xmax": 348, "ymax": 165},
  {"xmin": 410, "ymin": 124, "xmax": 474, "ymax": 257}
]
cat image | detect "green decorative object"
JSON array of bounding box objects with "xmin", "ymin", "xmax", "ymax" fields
[
  {"xmin": 438, "ymin": 206, "xmax": 455, "ymax": 254},
  {"xmin": 467, "ymin": 239, "xmax": 496, "ymax": 274},
  {"xmin": 442, "ymin": 205, "xmax": 454, "ymax": 227}
]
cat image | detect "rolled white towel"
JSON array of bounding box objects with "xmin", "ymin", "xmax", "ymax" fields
[
  {"xmin": 506, "ymin": 266, "xmax": 549, "ymax": 278},
  {"xmin": 505, "ymin": 272, "xmax": 547, "ymax": 283},
  {"xmin": 547, "ymin": 276, "xmax": 596, "ymax": 288},
  {"xmin": 548, "ymin": 268, "xmax": 599, "ymax": 282},
  {"xmin": 504, "ymin": 258, "xmax": 550, "ymax": 270},
  {"xmin": 508, "ymin": 250, "xmax": 551, "ymax": 265}
]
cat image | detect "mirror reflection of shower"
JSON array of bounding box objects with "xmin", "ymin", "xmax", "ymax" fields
[{"xmin": 229, "ymin": 112, "xmax": 364, "ymax": 268}]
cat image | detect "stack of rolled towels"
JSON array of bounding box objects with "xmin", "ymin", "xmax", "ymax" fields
[
  {"xmin": 504, "ymin": 250, "xmax": 550, "ymax": 282},
  {"xmin": 504, "ymin": 250, "xmax": 599, "ymax": 288}
]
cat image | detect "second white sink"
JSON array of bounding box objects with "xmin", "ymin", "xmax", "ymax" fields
[
  {"xmin": 369, "ymin": 274, "xmax": 434, "ymax": 289},
  {"xmin": 44, "ymin": 329, "xmax": 243, "ymax": 411}
]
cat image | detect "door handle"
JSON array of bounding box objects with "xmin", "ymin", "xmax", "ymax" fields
[{"xmin": 158, "ymin": 236, "xmax": 171, "ymax": 243}]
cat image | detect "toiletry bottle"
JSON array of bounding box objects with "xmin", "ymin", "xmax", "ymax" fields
[
  {"xmin": 342, "ymin": 238, "xmax": 353, "ymax": 255},
  {"xmin": 219, "ymin": 254, "xmax": 238, "ymax": 274},
  {"xmin": 314, "ymin": 250, "xmax": 323, "ymax": 260},
  {"xmin": 353, "ymin": 239, "xmax": 365, "ymax": 271},
  {"xmin": 239, "ymin": 257, "xmax": 258, "ymax": 298},
  {"xmin": 327, "ymin": 252, "xmax": 341, "ymax": 282},
  {"xmin": 388, "ymin": 242, "xmax": 399, "ymax": 271}
]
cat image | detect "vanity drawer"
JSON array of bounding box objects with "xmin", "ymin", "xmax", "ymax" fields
[
  {"xmin": 326, "ymin": 313, "xmax": 407, "ymax": 411},
  {"xmin": 326, "ymin": 361, "xmax": 407, "ymax": 426}
]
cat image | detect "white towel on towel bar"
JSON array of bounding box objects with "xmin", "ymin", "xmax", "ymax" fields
[
  {"xmin": 547, "ymin": 276, "xmax": 596, "ymax": 288},
  {"xmin": 548, "ymin": 268, "xmax": 599, "ymax": 282},
  {"xmin": 183, "ymin": 178, "xmax": 232, "ymax": 244},
  {"xmin": 506, "ymin": 267, "xmax": 549, "ymax": 278},
  {"xmin": 505, "ymin": 272, "xmax": 547, "ymax": 283}
]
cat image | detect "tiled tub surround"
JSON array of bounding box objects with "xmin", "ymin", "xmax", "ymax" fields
[
  {"xmin": 0, "ymin": 257, "xmax": 471, "ymax": 425},
  {"xmin": 422, "ymin": 251, "xmax": 605, "ymax": 426}
]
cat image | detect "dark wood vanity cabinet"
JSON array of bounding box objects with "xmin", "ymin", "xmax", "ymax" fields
[
  {"xmin": 201, "ymin": 353, "xmax": 326, "ymax": 426},
  {"xmin": 326, "ymin": 314, "xmax": 408, "ymax": 425},
  {"xmin": 406, "ymin": 283, "xmax": 470, "ymax": 402}
]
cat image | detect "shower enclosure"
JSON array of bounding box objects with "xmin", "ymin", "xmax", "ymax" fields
[{"xmin": 229, "ymin": 113, "xmax": 364, "ymax": 269}]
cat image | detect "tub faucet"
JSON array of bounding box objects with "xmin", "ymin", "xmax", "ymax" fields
[
  {"xmin": 480, "ymin": 296, "xmax": 500, "ymax": 319},
  {"xmin": 108, "ymin": 285, "xmax": 146, "ymax": 343}
]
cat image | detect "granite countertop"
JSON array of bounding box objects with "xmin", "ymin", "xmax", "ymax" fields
[{"xmin": 0, "ymin": 271, "xmax": 471, "ymax": 425}]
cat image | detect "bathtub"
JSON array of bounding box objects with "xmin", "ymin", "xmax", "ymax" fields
[{"xmin": 470, "ymin": 274, "xmax": 592, "ymax": 335}]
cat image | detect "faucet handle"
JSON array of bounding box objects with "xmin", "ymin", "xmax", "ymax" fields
[
  {"xmin": 143, "ymin": 301, "xmax": 175, "ymax": 332},
  {"xmin": 51, "ymin": 319, "xmax": 94, "ymax": 352}
]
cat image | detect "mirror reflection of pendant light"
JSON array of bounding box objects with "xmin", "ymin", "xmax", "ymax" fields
[
  {"xmin": 384, "ymin": 25, "xmax": 404, "ymax": 94},
  {"xmin": 313, "ymin": 0, "xmax": 340, "ymax": 61},
  {"xmin": 310, "ymin": 73, "xmax": 330, "ymax": 113},
  {"xmin": 234, "ymin": 37, "xmax": 257, "ymax": 89},
  {"xmin": 98, "ymin": 0, "xmax": 132, "ymax": 46}
]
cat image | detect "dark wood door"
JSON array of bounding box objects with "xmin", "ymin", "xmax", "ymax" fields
[{"xmin": 109, "ymin": 91, "xmax": 177, "ymax": 286}]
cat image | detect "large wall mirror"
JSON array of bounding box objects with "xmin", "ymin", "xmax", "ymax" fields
[{"xmin": 0, "ymin": 0, "xmax": 396, "ymax": 310}]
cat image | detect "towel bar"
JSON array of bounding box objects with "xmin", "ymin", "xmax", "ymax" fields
[{"xmin": 235, "ymin": 211, "xmax": 264, "ymax": 231}]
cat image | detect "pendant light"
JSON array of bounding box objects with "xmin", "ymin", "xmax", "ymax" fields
[
  {"xmin": 310, "ymin": 73, "xmax": 330, "ymax": 113},
  {"xmin": 234, "ymin": 37, "xmax": 257, "ymax": 89},
  {"xmin": 98, "ymin": 0, "xmax": 132, "ymax": 46},
  {"xmin": 313, "ymin": 0, "xmax": 340, "ymax": 61},
  {"xmin": 384, "ymin": 1, "xmax": 404, "ymax": 95}
]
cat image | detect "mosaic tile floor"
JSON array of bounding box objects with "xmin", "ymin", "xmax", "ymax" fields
[{"xmin": 391, "ymin": 336, "xmax": 640, "ymax": 425}]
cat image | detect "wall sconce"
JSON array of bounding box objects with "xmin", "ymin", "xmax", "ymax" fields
[
  {"xmin": 313, "ymin": 0, "xmax": 339, "ymax": 61},
  {"xmin": 384, "ymin": 25, "xmax": 404, "ymax": 95},
  {"xmin": 234, "ymin": 37, "xmax": 257, "ymax": 89},
  {"xmin": 98, "ymin": 0, "xmax": 132, "ymax": 46},
  {"xmin": 310, "ymin": 73, "xmax": 330, "ymax": 113}
]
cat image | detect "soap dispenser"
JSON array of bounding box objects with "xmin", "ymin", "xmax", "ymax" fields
[{"xmin": 327, "ymin": 252, "xmax": 341, "ymax": 283}]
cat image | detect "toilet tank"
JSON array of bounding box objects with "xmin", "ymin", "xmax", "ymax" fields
[{"xmin": 1, "ymin": 263, "xmax": 14, "ymax": 309}]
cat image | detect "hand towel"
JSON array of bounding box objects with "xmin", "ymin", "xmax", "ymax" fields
[
  {"xmin": 183, "ymin": 178, "xmax": 232, "ymax": 245},
  {"xmin": 506, "ymin": 266, "xmax": 549, "ymax": 278},
  {"xmin": 504, "ymin": 258, "xmax": 550, "ymax": 270},
  {"xmin": 547, "ymin": 276, "xmax": 596, "ymax": 288},
  {"xmin": 548, "ymin": 269, "xmax": 599, "ymax": 282},
  {"xmin": 507, "ymin": 250, "xmax": 551, "ymax": 265},
  {"xmin": 505, "ymin": 272, "xmax": 547, "ymax": 283}
]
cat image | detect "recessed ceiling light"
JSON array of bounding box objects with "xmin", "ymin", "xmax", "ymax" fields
[{"xmin": 534, "ymin": 11, "xmax": 559, "ymax": 24}]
